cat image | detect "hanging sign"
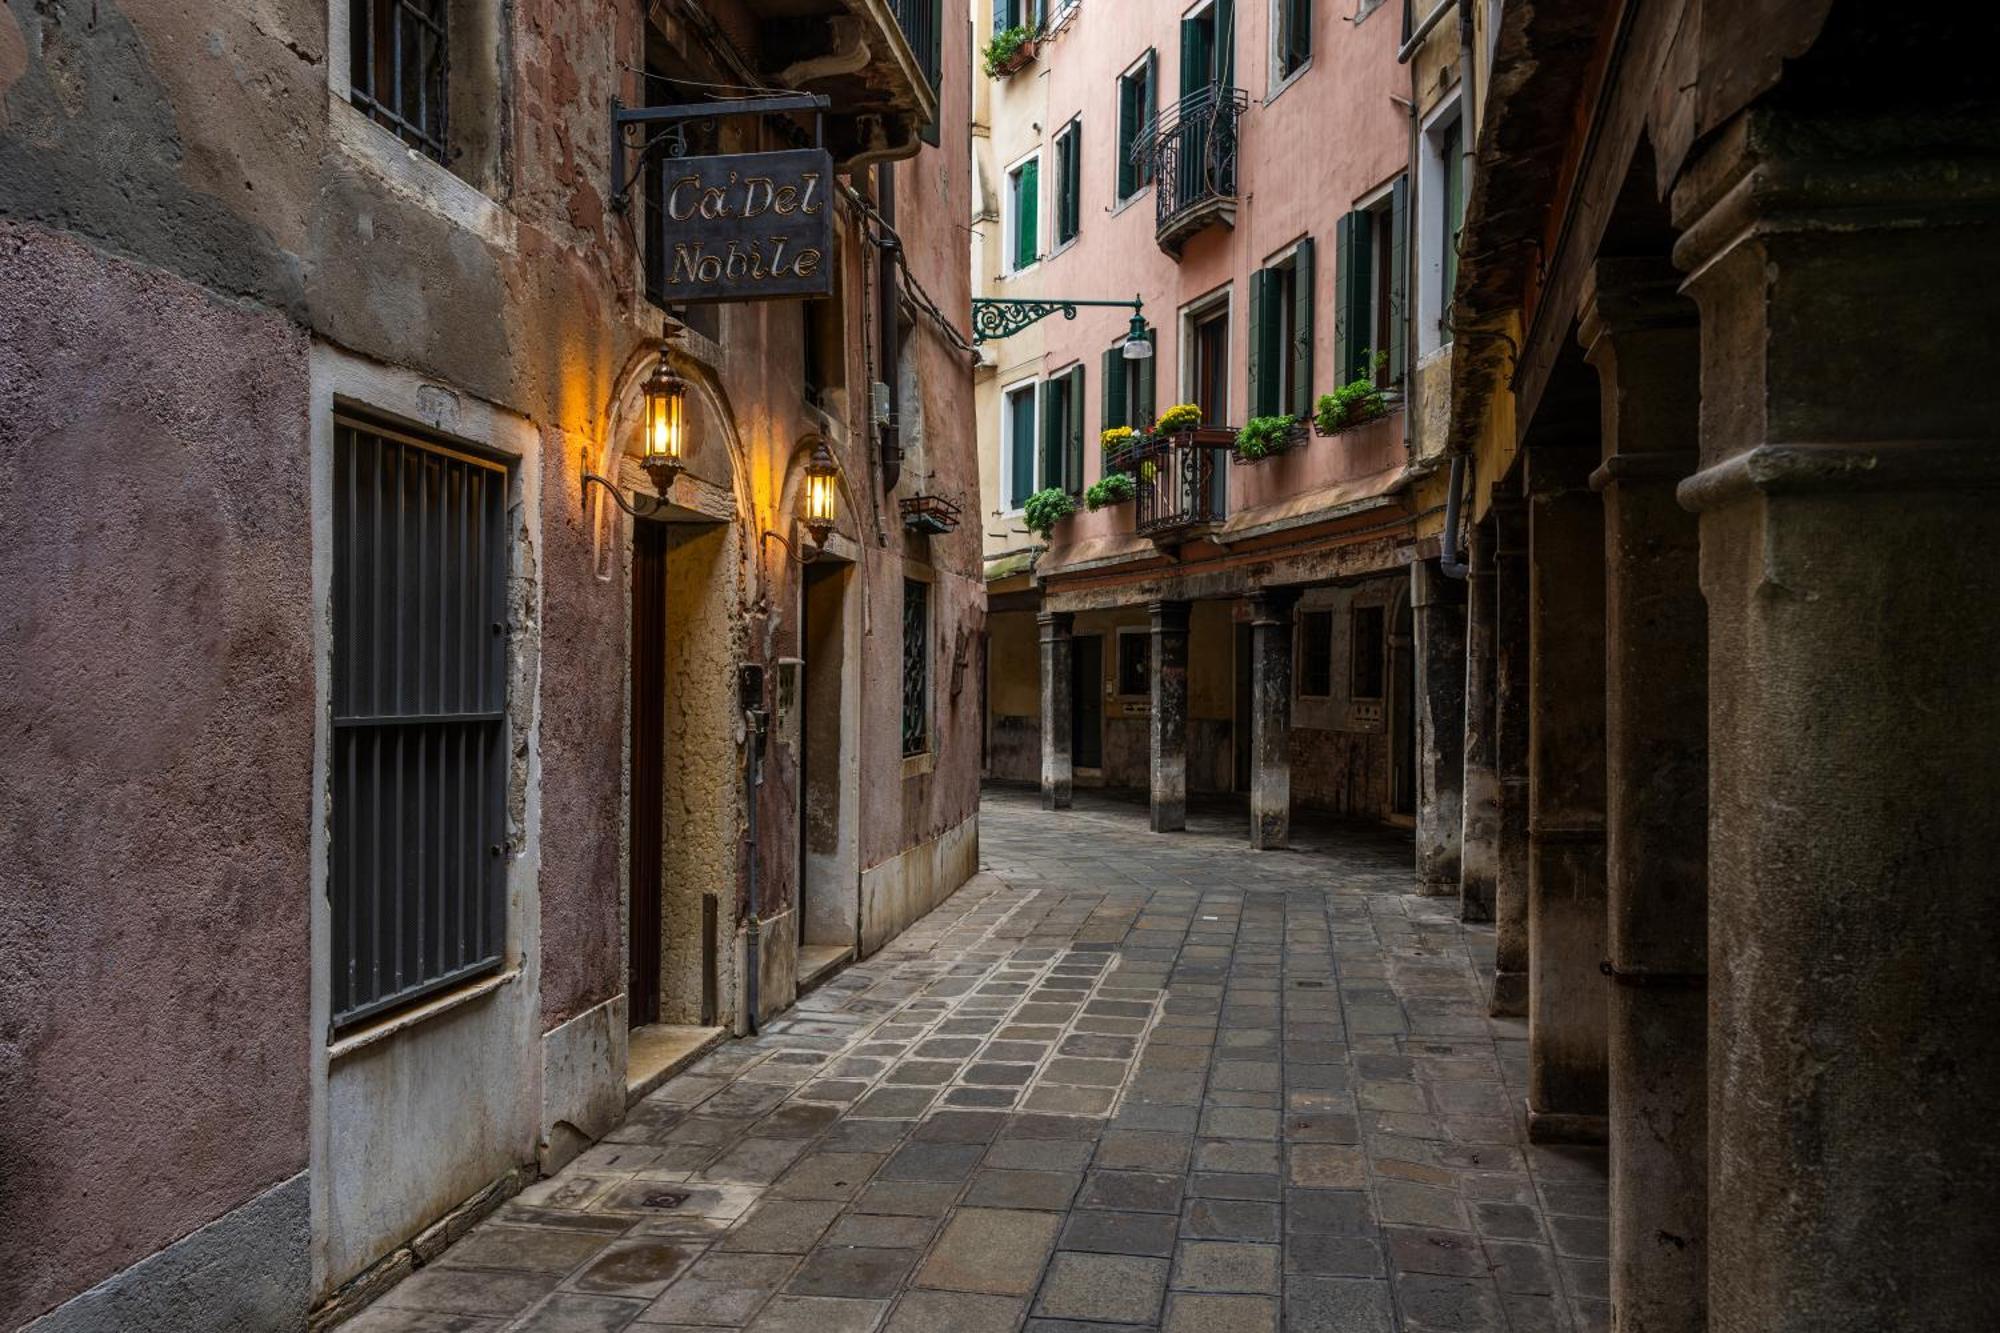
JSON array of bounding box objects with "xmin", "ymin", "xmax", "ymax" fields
[{"xmin": 656, "ymin": 148, "xmax": 835, "ymax": 304}]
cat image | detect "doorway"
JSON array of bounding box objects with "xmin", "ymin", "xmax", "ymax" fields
[
  {"xmin": 1190, "ymin": 304, "xmax": 1230, "ymax": 516},
  {"xmin": 1390, "ymin": 589, "xmax": 1417, "ymax": 817},
  {"xmin": 1232, "ymin": 620, "xmax": 1253, "ymax": 792},
  {"xmin": 799, "ymin": 559, "xmax": 858, "ymax": 967},
  {"xmin": 1073, "ymin": 634, "xmax": 1104, "ymax": 772},
  {"xmin": 628, "ymin": 520, "xmax": 667, "ymax": 1029}
]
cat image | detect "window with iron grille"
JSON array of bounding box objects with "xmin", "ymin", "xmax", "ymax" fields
[
  {"xmin": 349, "ymin": 0, "xmax": 449, "ymax": 164},
  {"xmin": 1117, "ymin": 628, "xmax": 1151, "ymax": 697},
  {"xmin": 902, "ymin": 579, "xmax": 931, "ymax": 755},
  {"xmin": 1299, "ymin": 609, "xmax": 1333, "ymax": 697},
  {"xmin": 331, "ymin": 418, "xmax": 509, "ymax": 1030}
]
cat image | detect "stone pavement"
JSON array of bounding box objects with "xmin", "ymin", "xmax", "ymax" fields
[{"xmin": 346, "ymin": 786, "xmax": 1610, "ymax": 1333}]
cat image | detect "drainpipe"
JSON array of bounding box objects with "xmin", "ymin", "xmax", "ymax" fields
[
  {"xmin": 877, "ymin": 163, "xmax": 904, "ymax": 492},
  {"xmin": 741, "ymin": 694, "xmax": 768, "ymax": 1033},
  {"xmin": 1439, "ymin": 452, "xmax": 1471, "ymax": 579}
]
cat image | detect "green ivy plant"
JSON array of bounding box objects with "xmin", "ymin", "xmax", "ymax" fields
[
  {"xmin": 982, "ymin": 25, "xmax": 1036, "ymax": 77},
  {"xmin": 1314, "ymin": 351, "xmax": 1392, "ymax": 433},
  {"xmin": 1084, "ymin": 473, "xmax": 1136, "ymax": 510},
  {"xmin": 1234, "ymin": 414, "xmax": 1300, "ymax": 461},
  {"xmin": 1022, "ymin": 486, "xmax": 1078, "ymax": 539}
]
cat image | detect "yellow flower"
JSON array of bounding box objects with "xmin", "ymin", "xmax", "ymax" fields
[{"xmin": 1156, "ymin": 403, "xmax": 1202, "ymax": 433}]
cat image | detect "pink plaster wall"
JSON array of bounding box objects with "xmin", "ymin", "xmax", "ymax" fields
[
  {"xmin": 1004, "ymin": 0, "xmax": 1409, "ymax": 550},
  {"xmin": 0, "ymin": 222, "xmax": 314, "ymax": 1328}
]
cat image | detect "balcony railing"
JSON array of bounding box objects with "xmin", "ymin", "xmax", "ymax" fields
[
  {"xmin": 1139, "ymin": 86, "xmax": 1248, "ymax": 254},
  {"xmin": 1134, "ymin": 432, "xmax": 1225, "ymax": 536}
]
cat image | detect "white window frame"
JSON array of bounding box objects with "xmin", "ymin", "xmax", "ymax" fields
[
  {"xmin": 1178, "ymin": 285, "xmax": 1233, "ymax": 414},
  {"xmin": 1267, "ymin": 0, "xmax": 1312, "ymax": 101},
  {"xmin": 1001, "ymin": 376, "xmax": 1042, "ymax": 512},
  {"xmin": 1003, "ymin": 149, "xmax": 1043, "ymax": 277},
  {"xmin": 1416, "ymin": 93, "xmax": 1463, "ymax": 359}
]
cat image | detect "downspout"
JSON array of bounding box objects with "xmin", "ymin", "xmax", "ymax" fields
[
  {"xmin": 1439, "ymin": 452, "xmax": 1471, "ymax": 578},
  {"xmin": 877, "ymin": 163, "xmax": 904, "ymax": 492}
]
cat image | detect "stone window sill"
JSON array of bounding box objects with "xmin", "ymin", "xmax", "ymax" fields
[{"xmin": 328, "ymin": 967, "xmax": 520, "ymax": 1063}]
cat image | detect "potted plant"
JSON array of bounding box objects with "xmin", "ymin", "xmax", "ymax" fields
[
  {"xmin": 1084, "ymin": 472, "xmax": 1137, "ymax": 510},
  {"xmin": 1233, "ymin": 414, "xmax": 1301, "ymax": 462},
  {"xmin": 1155, "ymin": 401, "xmax": 1235, "ymax": 450},
  {"xmin": 1022, "ymin": 486, "xmax": 1078, "ymax": 539},
  {"xmin": 1101, "ymin": 425, "xmax": 1146, "ymax": 474},
  {"xmin": 1314, "ymin": 352, "xmax": 1393, "ymax": 435},
  {"xmin": 982, "ymin": 24, "xmax": 1038, "ymax": 77}
]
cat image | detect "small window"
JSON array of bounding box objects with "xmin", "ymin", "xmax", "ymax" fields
[
  {"xmin": 1273, "ymin": 0, "xmax": 1312, "ymax": 82},
  {"xmin": 1053, "ymin": 119, "xmax": 1083, "ymax": 247},
  {"xmin": 1417, "ymin": 100, "xmax": 1463, "ymax": 357},
  {"xmin": 902, "ymin": 580, "xmax": 931, "ymax": 756},
  {"xmin": 1299, "ymin": 610, "xmax": 1333, "ymax": 697},
  {"xmin": 1351, "ymin": 604, "xmax": 1386, "ymax": 700},
  {"xmin": 331, "ymin": 418, "xmax": 510, "ymax": 1029},
  {"xmin": 994, "ymin": 0, "xmax": 1045, "ymax": 29},
  {"xmin": 350, "ymin": 0, "xmax": 449, "ymax": 162},
  {"xmin": 1117, "ymin": 629, "xmax": 1151, "ymax": 696},
  {"xmin": 1007, "ymin": 155, "xmax": 1041, "ymax": 272},
  {"xmin": 1004, "ymin": 381, "xmax": 1039, "ymax": 509},
  {"xmin": 1116, "ymin": 53, "xmax": 1158, "ymax": 201}
]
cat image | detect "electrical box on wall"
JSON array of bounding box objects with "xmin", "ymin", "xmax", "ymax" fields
[{"xmin": 774, "ymin": 658, "xmax": 803, "ymax": 753}]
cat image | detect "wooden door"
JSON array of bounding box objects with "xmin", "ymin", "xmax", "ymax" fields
[{"xmin": 628, "ymin": 520, "xmax": 667, "ymax": 1029}]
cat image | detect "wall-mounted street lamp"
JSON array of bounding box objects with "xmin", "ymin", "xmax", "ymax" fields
[
  {"xmin": 584, "ymin": 348, "xmax": 691, "ymax": 519},
  {"xmin": 764, "ymin": 434, "xmax": 843, "ymax": 565},
  {"xmin": 971, "ymin": 296, "xmax": 1152, "ymax": 357}
]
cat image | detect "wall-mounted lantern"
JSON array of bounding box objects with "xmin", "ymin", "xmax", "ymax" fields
[
  {"xmin": 1122, "ymin": 310, "xmax": 1155, "ymax": 360},
  {"xmin": 801, "ymin": 438, "xmax": 839, "ymax": 547},
  {"xmin": 640, "ymin": 353, "xmax": 689, "ymax": 495}
]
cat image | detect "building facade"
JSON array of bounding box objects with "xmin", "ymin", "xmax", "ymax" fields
[
  {"xmin": 0, "ymin": 0, "xmax": 977, "ymax": 1328},
  {"xmin": 1436, "ymin": 0, "xmax": 2000, "ymax": 1329},
  {"xmin": 972, "ymin": 0, "xmax": 1471, "ymax": 870}
]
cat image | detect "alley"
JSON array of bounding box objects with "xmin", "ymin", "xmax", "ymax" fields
[{"xmin": 347, "ymin": 787, "xmax": 1609, "ymax": 1333}]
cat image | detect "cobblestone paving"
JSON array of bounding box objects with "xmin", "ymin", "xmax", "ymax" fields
[{"xmin": 348, "ymin": 787, "xmax": 1611, "ymax": 1333}]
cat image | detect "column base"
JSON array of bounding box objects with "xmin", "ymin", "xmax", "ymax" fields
[
  {"xmin": 1415, "ymin": 876, "xmax": 1457, "ymax": 898},
  {"xmin": 1041, "ymin": 788, "xmax": 1071, "ymax": 811},
  {"xmin": 1150, "ymin": 807, "xmax": 1184, "ymax": 834},
  {"xmin": 1490, "ymin": 969, "xmax": 1528, "ymax": 1017},
  {"xmin": 1526, "ymin": 1106, "xmax": 1609, "ymax": 1145}
]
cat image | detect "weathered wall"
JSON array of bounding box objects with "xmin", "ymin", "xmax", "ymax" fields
[
  {"xmin": 0, "ymin": 221, "xmax": 315, "ymax": 1330},
  {"xmin": 986, "ymin": 609, "xmax": 1041, "ymax": 781}
]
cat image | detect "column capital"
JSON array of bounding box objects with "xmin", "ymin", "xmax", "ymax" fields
[
  {"xmin": 1148, "ymin": 599, "xmax": 1192, "ymax": 632},
  {"xmin": 1036, "ymin": 609, "xmax": 1075, "ymax": 638},
  {"xmin": 1247, "ymin": 588, "xmax": 1299, "ymax": 625},
  {"xmin": 1578, "ymin": 257, "xmax": 1696, "ymax": 354}
]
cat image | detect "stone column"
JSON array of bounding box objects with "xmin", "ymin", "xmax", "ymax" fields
[
  {"xmin": 1413, "ymin": 560, "xmax": 1467, "ymax": 893},
  {"xmin": 1581, "ymin": 258, "xmax": 1707, "ymax": 1333},
  {"xmin": 1675, "ymin": 108, "xmax": 2000, "ymax": 1332},
  {"xmin": 1459, "ymin": 519, "xmax": 1499, "ymax": 923},
  {"xmin": 1525, "ymin": 443, "xmax": 1608, "ymax": 1144},
  {"xmin": 1037, "ymin": 610, "xmax": 1074, "ymax": 810},
  {"xmin": 1248, "ymin": 589, "xmax": 1298, "ymax": 849},
  {"xmin": 1489, "ymin": 493, "xmax": 1530, "ymax": 1017},
  {"xmin": 1148, "ymin": 599, "xmax": 1191, "ymax": 833}
]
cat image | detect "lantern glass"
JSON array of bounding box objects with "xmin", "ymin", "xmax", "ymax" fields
[
  {"xmin": 804, "ymin": 469, "xmax": 836, "ymax": 528},
  {"xmin": 643, "ymin": 362, "xmax": 686, "ymax": 463},
  {"xmin": 802, "ymin": 440, "xmax": 839, "ymax": 540}
]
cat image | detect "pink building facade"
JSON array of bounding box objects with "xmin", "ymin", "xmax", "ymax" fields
[{"xmin": 976, "ymin": 0, "xmax": 1468, "ymax": 871}]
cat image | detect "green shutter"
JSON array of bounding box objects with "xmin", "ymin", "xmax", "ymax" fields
[
  {"xmin": 1102, "ymin": 345, "xmax": 1126, "ymax": 434},
  {"xmin": 1180, "ymin": 15, "xmax": 1210, "ymax": 99},
  {"xmin": 1291, "ymin": 237, "xmax": 1316, "ymax": 418},
  {"xmin": 1217, "ymin": 0, "xmax": 1236, "ymax": 88},
  {"xmin": 1041, "ymin": 377, "xmax": 1063, "ymax": 492},
  {"xmin": 1009, "ymin": 389, "xmax": 1035, "ymax": 506},
  {"xmin": 1335, "ymin": 209, "xmax": 1373, "ymax": 382},
  {"xmin": 1137, "ymin": 327, "xmax": 1157, "ymax": 426},
  {"xmin": 1066, "ymin": 365, "xmax": 1086, "ymax": 493},
  {"xmin": 1247, "ymin": 267, "xmax": 1273, "ymax": 417},
  {"xmin": 1388, "ymin": 176, "xmax": 1408, "ymax": 382},
  {"xmin": 1057, "ymin": 125, "xmax": 1081, "ymax": 243},
  {"xmin": 1014, "ymin": 158, "xmax": 1039, "ymax": 270}
]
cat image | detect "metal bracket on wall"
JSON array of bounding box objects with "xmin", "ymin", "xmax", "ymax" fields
[
  {"xmin": 610, "ymin": 92, "xmax": 831, "ymax": 212},
  {"xmin": 970, "ymin": 296, "xmax": 1144, "ymax": 344}
]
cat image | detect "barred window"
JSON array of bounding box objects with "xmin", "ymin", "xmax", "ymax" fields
[
  {"xmin": 349, "ymin": 0, "xmax": 449, "ymax": 163},
  {"xmin": 902, "ymin": 580, "xmax": 930, "ymax": 756},
  {"xmin": 331, "ymin": 418, "xmax": 509, "ymax": 1029}
]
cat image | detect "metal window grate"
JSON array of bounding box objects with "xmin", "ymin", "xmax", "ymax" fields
[
  {"xmin": 902, "ymin": 579, "xmax": 930, "ymax": 756},
  {"xmin": 349, "ymin": 0, "xmax": 449, "ymax": 163},
  {"xmin": 331, "ymin": 418, "xmax": 508, "ymax": 1030}
]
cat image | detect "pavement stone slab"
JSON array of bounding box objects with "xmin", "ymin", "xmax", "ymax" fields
[{"xmin": 356, "ymin": 790, "xmax": 1608, "ymax": 1333}]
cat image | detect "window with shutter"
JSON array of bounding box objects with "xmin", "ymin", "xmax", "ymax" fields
[
  {"xmin": 1102, "ymin": 346, "xmax": 1127, "ymax": 434},
  {"xmin": 1005, "ymin": 382, "xmax": 1038, "ymax": 507},
  {"xmin": 1290, "ymin": 237, "xmax": 1316, "ymax": 416},
  {"xmin": 1116, "ymin": 52, "xmax": 1157, "ymax": 200},
  {"xmin": 1054, "ymin": 120, "xmax": 1082, "ymax": 246},
  {"xmin": 1065, "ymin": 365, "xmax": 1085, "ymax": 491},
  {"xmin": 1273, "ymin": 0, "xmax": 1312, "ymax": 81},
  {"xmin": 1008, "ymin": 156, "xmax": 1040, "ymax": 272}
]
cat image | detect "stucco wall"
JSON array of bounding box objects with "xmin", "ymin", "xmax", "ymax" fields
[{"xmin": 0, "ymin": 221, "xmax": 315, "ymax": 1328}]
